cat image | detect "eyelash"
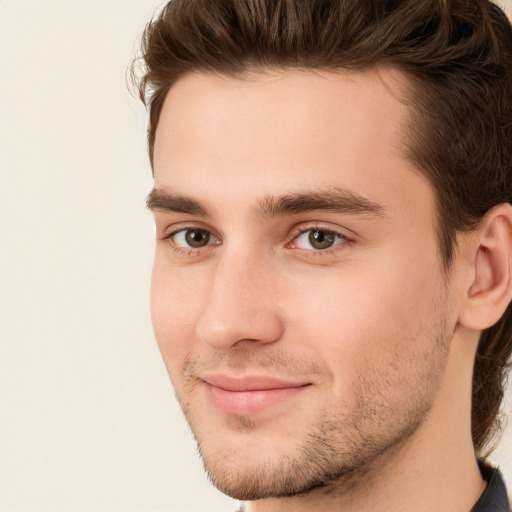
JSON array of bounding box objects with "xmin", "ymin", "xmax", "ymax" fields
[
  {"xmin": 288, "ymin": 225, "xmax": 353, "ymax": 256},
  {"xmin": 160, "ymin": 223, "xmax": 354, "ymax": 258},
  {"xmin": 160, "ymin": 226, "xmax": 220, "ymax": 257}
]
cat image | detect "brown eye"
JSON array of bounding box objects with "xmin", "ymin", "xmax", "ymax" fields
[
  {"xmin": 292, "ymin": 228, "xmax": 346, "ymax": 251},
  {"xmin": 171, "ymin": 228, "xmax": 217, "ymax": 248},
  {"xmin": 185, "ymin": 229, "xmax": 210, "ymax": 247},
  {"xmin": 308, "ymin": 230, "xmax": 336, "ymax": 249}
]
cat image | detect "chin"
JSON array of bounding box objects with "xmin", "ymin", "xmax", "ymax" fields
[
  {"xmin": 191, "ymin": 399, "xmax": 430, "ymax": 501},
  {"xmin": 202, "ymin": 453, "xmax": 332, "ymax": 501}
]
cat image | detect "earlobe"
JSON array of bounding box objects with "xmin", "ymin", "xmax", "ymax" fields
[{"xmin": 458, "ymin": 204, "xmax": 512, "ymax": 331}]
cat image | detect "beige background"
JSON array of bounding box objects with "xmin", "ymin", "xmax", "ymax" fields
[{"xmin": 0, "ymin": 1, "xmax": 510, "ymax": 510}]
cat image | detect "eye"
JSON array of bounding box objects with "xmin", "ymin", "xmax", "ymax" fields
[
  {"xmin": 292, "ymin": 229, "xmax": 346, "ymax": 250},
  {"xmin": 170, "ymin": 228, "xmax": 219, "ymax": 248}
]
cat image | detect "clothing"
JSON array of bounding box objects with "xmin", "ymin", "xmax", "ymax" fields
[
  {"xmin": 472, "ymin": 463, "xmax": 510, "ymax": 512},
  {"xmin": 234, "ymin": 463, "xmax": 510, "ymax": 511}
]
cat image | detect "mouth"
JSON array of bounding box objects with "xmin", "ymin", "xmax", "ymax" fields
[{"xmin": 201, "ymin": 374, "xmax": 312, "ymax": 416}]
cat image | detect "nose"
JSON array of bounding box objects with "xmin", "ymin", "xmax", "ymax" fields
[{"xmin": 195, "ymin": 251, "xmax": 284, "ymax": 351}]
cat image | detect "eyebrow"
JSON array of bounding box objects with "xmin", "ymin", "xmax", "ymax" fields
[
  {"xmin": 146, "ymin": 187, "xmax": 386, "ymax": 219},
  {"xmin": 146, "ymin": 188, "xmax": 211, "ymax": 217},
  {"xmin": 256, "ymin": 188, "xmax": 386, "ymax": 218}
]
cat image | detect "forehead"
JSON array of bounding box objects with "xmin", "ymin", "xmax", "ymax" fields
[{"xmin": 152, "ymin": 67, "xmax": 428, "ymax": 217}]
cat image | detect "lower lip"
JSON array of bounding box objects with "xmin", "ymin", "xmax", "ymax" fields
[{"xmin": 206, "ymin": 384, "xmax": 309, "ymax": 416}]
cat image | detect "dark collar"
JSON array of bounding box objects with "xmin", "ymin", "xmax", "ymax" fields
[
  {"xmin": 471, "ymin": 462, "xmax": 510, "ymax": 512},
  {"xmin": 235, "ymin": 462, "xmax": 510, "ymax": 512}
]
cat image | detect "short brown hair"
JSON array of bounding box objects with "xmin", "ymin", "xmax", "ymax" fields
[{"xmin": 132, "ymin": 0, "xmax": 512, "ymax": 455}]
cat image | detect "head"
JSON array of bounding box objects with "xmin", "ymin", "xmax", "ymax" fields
[{"xmin": 133, "ymin": 0, "xmax": 512, "ymax": 501}]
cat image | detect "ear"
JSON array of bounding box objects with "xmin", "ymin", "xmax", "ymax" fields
[{"xmin": 458, "ymin": 203, "xmax": 512, "ymax": 330}]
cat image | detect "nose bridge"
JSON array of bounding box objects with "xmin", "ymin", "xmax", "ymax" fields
[{"xmin": 195, "ymin": 245, "xmax": 283, "ymax": 350}]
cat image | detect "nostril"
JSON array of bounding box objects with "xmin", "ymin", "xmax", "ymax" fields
[{"xmin": 196, "ymin": 313, "xmax": 285, "ymax": 351}]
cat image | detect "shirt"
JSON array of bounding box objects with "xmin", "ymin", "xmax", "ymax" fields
[{"xmin": 472, "ymin": 463, "xmax": 510, "ymax": 512}]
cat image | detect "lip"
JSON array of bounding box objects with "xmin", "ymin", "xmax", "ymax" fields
[{"xmin": 202, "ymin": 374, "xmax": 311, "ymax": 416}]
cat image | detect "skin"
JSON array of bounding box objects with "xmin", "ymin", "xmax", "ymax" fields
[{"xmin": 149, "ymin": 68, "xmax": 511, "ymax": 512}]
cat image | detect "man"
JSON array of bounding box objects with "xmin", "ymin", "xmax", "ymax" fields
[{"xmin": 134, "ymin": 0, "xmax": 512, "ymax": 510}]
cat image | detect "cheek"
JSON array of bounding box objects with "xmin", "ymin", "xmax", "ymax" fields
[
  {"xmin": 285, "ymin": 249, "xmax": 444, "ymax": 378},
  {"xmin": 150, "ymin": 257, "xmax": 205, "ymax": 374}
]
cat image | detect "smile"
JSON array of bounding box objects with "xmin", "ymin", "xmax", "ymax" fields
[{"xmin": 202, "ymin": 375, "xmax": 312, "ymax": 416}]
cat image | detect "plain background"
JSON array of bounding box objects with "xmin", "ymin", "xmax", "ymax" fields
[{"xmin": 0, "ymin": 1, "xmax": 510, "ymax": 511}]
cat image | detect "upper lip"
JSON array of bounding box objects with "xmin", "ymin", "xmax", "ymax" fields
[{"xmin": 202, "ymin": 374, "xmax": 311, "ymax": 392}]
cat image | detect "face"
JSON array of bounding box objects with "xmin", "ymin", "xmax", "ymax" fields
[{"xmin": 150, "ymin": 69, "xmax": 458, "ymax": 500}]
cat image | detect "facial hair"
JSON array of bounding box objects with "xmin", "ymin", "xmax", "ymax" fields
[{"xmin": 172, "ymin": 302, "xmax": 453, "ymax": 501}]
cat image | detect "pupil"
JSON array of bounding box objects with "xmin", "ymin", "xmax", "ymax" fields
[
  {"xmin": 309, "ymin": 230, "xmax": 335, "ymax": 249},
  {"xmin": 185, "ymin": 229, "xmax": 210, "ymax": 248}
]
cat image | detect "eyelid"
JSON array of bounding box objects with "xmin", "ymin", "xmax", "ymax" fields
[
  {"xmin": 156, "ymin": 220, "xmax": 354, "ymax": 258},
  {"xmin": 286, "ymin": 222, "xmax": 355, "ymax": 254},
  {"xmin": 157, "ymin": 222, "xmax": 222, "ymax": 260},
  {"xmin": 159, "ymin": 221, "xmax": 220, "ymax": 241},
  {"xmin": 288, "ymin": 222, "xmax": 355, "ymax": 243}
]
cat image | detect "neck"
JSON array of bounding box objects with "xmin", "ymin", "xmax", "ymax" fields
[{"xmin": 249, "ymin": 328, "xmax": 485, "ymax": 512}]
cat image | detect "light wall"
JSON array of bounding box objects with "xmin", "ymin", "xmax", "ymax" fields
[{"xmin": 0, "ymin": 1, "xmax": 510, "ymax": 510}]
